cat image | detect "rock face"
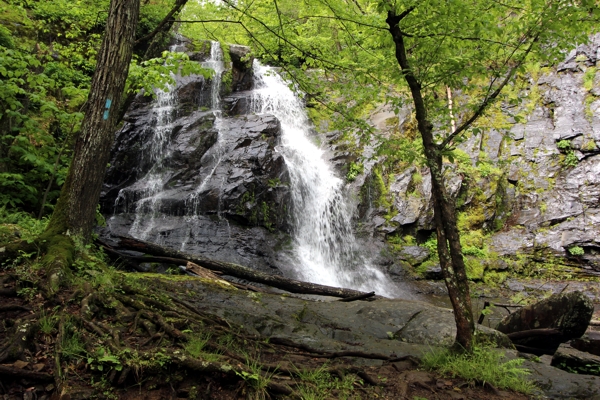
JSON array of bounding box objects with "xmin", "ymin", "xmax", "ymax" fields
[
  {"xmin": 351, "ymin": 34, "xmax": 600, "ymax": 278},
  {"xmin": 100, "ymin": 40, "xmax": 292, "ymax": 274},
  {"xmin": 496, "ymin": 291, "xmax": 594, "ymax": 352},
  {"xmin": 572, "ymin": 332, "xmax": 600, "ymax": 357},
  {"xmin": 101, "ymin": 34, "xmax": 600, "ymax": 282}
]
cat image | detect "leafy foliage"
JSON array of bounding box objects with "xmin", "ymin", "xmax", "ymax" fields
[
  {"xmin": 181, "ymin": 0, "xmax": 598, "ymax": 142},
  {"xmin": 568, "ymin": 246, "xmax": 585, "ymax": 256},
  {"xmin": 127, "ymin": 51, "xmax": 212, "ymax": 96},
  {"xmin": 0, "ymin": 0, "xmax": 200, "ymax": 216}
]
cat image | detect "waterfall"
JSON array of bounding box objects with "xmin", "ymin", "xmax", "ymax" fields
[
  {"xmin": 127, "ymin": 80, "xmax": 176, "ymax": 240},
  {"xmin": 181, "ymin": 41, "xmax": 232, "ymax": 249},
  {"xmin": 111, "ymin": 44, "xmax": 400, "ymax": 297},
  {"xmin": 251, "ymin": 62, "xmax": 398, "ymax": 297},
  {"xmin": 127, "ymin": 41, "xmax": 226, "ymax": 242},
  {"xmin": 186, "ymin": 41, "xmax": 226, "ymax": 214}
]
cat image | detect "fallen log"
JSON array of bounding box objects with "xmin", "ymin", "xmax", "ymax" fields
[
  {"xmin": 338, "ymin": 291, "xmax": 375, "ymax": 302},
  {"xmin": 0, "ymin": 365, "xmax": 54, "ymax": 382},
  {"xmin": 506, "ymin": 328, "xmax": 562, "ymax": 341},
  {"xmin": 102, "ymin": 236, "xmax": 376, "ymax": 300}
]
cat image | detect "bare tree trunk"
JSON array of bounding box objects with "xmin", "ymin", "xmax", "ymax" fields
[
  {"xmin": 47, "ymin": 0, "xmax": 141, "ymax": 240},
  {"xmin": 446, "ymin": 86, "xmax": 456, "ymax": 133},
  {"xmin": 386, "ymin": 9, "xmax": 474, "ymax": 351}
]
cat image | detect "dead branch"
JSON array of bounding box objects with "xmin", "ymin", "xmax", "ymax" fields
[
  {"xmin": 506, "ymin": 328, "xmax": 562, "ymax": 341},
  {"xmin": 0, "ymin": 304, "xmax": 31, "ymax": 313},
  {"xmin": 0, "ymin": 365, "xmax": 54, "ymax": 382},
  {"xmin": 0, "ymin": 287, "xmax": 18, "ymax": 297}
]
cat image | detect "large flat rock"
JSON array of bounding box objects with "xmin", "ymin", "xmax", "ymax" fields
[{"xmin": 149, "ymin": 275, "xmax": 600, "ymax": 399}]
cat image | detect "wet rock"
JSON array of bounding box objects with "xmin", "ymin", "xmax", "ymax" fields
[
  {"xmin": 522, "ymin": 355, "xmax": 600, "ymax": 399},
  {"xmin": 101, "ymin": 108, "xmax": 218, "ymax": 210},
  {"xmin": 229, "ymin": 44, "xmax": 251, "ymax": 66},
  {"xmin": 105, "ymin": 214, "xmax": 290, "ymax": 275},
  {"xmin": 551, "ymin": 343, "xmax": 600, "ymax": 376},
  {"xmin": 175, "ymin": 74, "xmax": 212, "ymax": 115},
  {"xmin": 397, "ymin": 246, "xmax": 430, "ymax": 265},
  {"xmin": 105, "ymin": 113, "xmax": 291, "ymax": 227},
  {"xmin": 229, "ymin": 44, "xmax": 254, "ymax": 91},
  {"xmin": 223, "ymin": 91, "xmax": 253, "ymax": 115},
  {"xmin": 423, "ymin": 265, "xmax": 443, "ymax": 281},
  {"xmin": 387, "ymin": 260, "xmax": 412, "ymax": 277},
  {"xmin": 496, "ymin": 291, "xmax": 594, "ymax": 352},
  {"xmin": 101, "ymin": 60, "xmax": 292, "ymax": 272},
  {"xmin": 571, "ymin": 332, "xmax": 600, "ymax": 357}
]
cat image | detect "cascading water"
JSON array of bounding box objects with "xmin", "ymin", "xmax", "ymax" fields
[
  {"xmin": 186, "ymin": 41, "xmax": 226, "ymax": 213},
  {"xmin": 126, "ymin": 41, "xmax": 226, "ymax": 242},
  {"xmin": 127, "ymin": 80, "xmax": 176, "ymax": 240},
  {"xmin": 112, "ymin": 44, "xmax": 399, "ymax": 297},
  {"xmin": 251, "ymin": 62, "xmax": 398, "ymax": 297},
  {"xmin": 181, "ymin": 41, "xmax": 230, "ymax": 249}
]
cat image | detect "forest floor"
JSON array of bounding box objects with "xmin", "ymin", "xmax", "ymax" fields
[{"xmin": 0, "ymin": 266, "xmax": 532, "ymax": 400}]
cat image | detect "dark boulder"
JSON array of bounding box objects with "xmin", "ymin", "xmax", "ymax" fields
[
  {"xmin": 397, "ymin": 246, "xmax": 430, "ymax": 265},
  {"xmin": 223, "ymin": 91, "xmax": 253, "ymax": 116},
  {"xmin": 228, "ymin": 44, "xmax": 253, "ymax": 92},
  {"xmin": 496, "ymin": 291, "xmax": 594, "ymax": 352},
  {"xmin": 571, "ymin": 332, "xmax": 600, "ymax": 357},
  {"xmin": 100, "ymin": 49, "xmax": 292, "ymax": 273},
  {"xmin": 551, "ymin": 342, "xmax": 600, "ymax": 376},
  {"xmin": 422, "ymin": 264, "xmax": 443, "ymax": 281}
]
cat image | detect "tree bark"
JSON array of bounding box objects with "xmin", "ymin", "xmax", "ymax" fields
[
  {"xmin": 386, "ymin": 9, "xmax": 474, "ymax": 351},
  {"xmin": 46, "ymin": 0, "xmax": 141, "ymax": 240},
  {"xmin": 119, "ymin": 0, "xmax": 190, "ymax": 121}
]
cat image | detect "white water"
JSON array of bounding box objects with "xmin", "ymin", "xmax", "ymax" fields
[
  {"xmin": 128, "ymin": 41, "xmax": 227, "ymax": 242},
  {"xmin": 185, "ymin": 41, "xmax": 226, "ymax": 213},
  {"xmin": 181, "ymin": 41, "xmax": 229, "ymax": 250},
  {"xmin": 128, "ymin": 79, "xmax": 176, "ymax": 240},
  {"xmin": 251, "ymin": 62, "xmax": 398, "ymax": 296}
]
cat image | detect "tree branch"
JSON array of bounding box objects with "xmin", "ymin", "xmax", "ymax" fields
[
  {"xmin": 172, "ymin": 19, "xmax": 243, "ymax": 24},
  {"xmin": 438, "ymin": 32, "xmax": 539, "ymax": 150},
  {"xmin": 134, "ymin": 0, "xmax": 188, "ymax": 45},
  {"xmin": 221, "ymin": 0, "xmax": 349, "ymax": 72}
]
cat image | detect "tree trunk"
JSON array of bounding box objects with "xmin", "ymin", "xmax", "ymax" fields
[
  {"xmin": 386, "ymin": 9, "xmax": 475, "ymax": 351},
  {"xmin": 32, "ymin": 0, "xmax": 141, "ymax": 297},
  {"xmin": 46, "ymin": 0, "xmax": 141, "ymax": 240},
  {"xmin": 119, "ymin": 0, "xmax": 189, "ymax": 121}
]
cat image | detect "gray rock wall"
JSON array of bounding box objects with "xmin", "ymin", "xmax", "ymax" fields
[
  {"xmin": 352, "ymin": 34, "xmax": 600, "ymax": 277},
  {"xmin": 100, "ymin": 42, "xmax": 293, "ymax": 274},
  {"xmin": 101, "ymin": 34, "xmax": 600, "ymax": 280}
]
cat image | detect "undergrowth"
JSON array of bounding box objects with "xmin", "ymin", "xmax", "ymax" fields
[{"xmin": 421, "ymin": 344, "xmax": 535, "ymax": 394}]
